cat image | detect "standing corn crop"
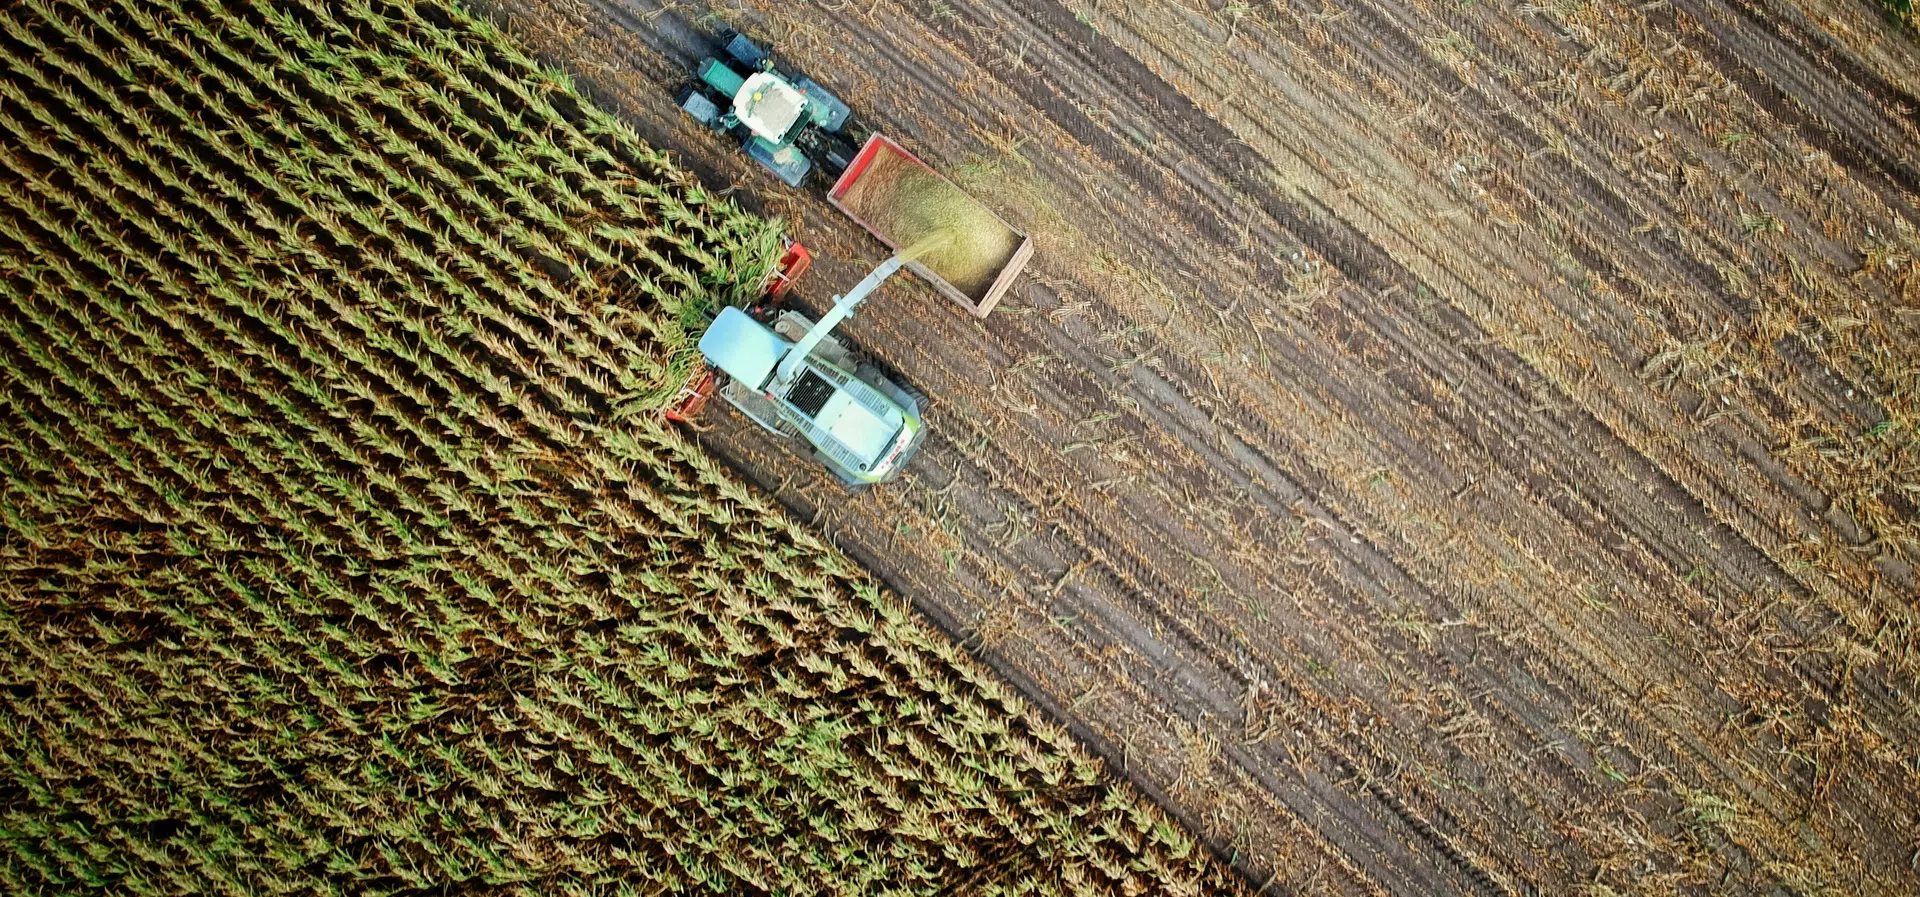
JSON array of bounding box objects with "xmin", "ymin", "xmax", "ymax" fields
[{"xmin": 0, "ymin": 1, "xmax": 1241, "ymax": 895}]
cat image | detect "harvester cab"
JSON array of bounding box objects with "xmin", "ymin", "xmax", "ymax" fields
[
  {"xmin": 694, "ymin": 253, "xmax": 927, "ymax": 486},
  {"xmin": 676, "ymin": 31, "xmax": 859, "ymax": 186}
]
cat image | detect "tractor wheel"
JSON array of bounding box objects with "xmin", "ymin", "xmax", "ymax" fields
[
  {"xmin": 720, "ymin": 31, "xmax": 770, "ymax": 70},
  {"xmin": 809, "ymin": 130, "xmax": 861, "ymax": 181}
]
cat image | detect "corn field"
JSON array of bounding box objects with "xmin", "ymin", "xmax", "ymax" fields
[
  {"xmin": 1879, "ymin": 0, "xmax": 1917, "ymax": 32},
  {"xmin": 0, "ymin": 0, "xmax": 1239, "ymax": 894}
]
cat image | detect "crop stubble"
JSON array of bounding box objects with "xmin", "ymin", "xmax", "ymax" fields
[{"xmin": 486, "ymin": 0, "xmax": 1920, "ymax": 894}]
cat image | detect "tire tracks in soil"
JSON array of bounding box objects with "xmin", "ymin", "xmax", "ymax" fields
[
  {"xmin": 922, "ymin": 0, "xmax": 1890, "ymax": 885},
  {"xmin": 485, "ymin": 0, "xmax": 1920, "ymax": 893}
]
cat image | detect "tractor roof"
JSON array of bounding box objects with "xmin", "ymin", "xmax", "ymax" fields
[{"xmin": 734, "ymin": 72, "xmax": 806, "ymax": 142}]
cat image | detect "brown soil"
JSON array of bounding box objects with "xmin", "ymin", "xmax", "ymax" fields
[
  {"xmin": 837, "ymin": 145, "xmax": 1021, "ymax": 300},
  {"xmin": 479, "ymin": 0, "xmax": 1920, "ymax": 894}
]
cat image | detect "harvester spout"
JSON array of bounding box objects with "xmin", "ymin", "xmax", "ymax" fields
[{"xmin": 772, "ymin": 254, "xmax": 907, "ymax": 388}]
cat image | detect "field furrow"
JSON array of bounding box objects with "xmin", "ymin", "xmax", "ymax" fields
[{"xmin": 484, "ymin": 0, "xmax": 1920, "ymax": 894}]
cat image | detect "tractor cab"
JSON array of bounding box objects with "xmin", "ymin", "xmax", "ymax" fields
[{"xmin": 733, "ymin": 72, "xmax": 808, "ymax": 143}]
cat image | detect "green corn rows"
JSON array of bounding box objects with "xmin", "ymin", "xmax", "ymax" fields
[{"xmin": 0, "ymin": 0, "xmax": 1240, "ymax": 895}]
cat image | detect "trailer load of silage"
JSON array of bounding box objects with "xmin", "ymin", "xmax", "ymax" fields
[{"xmin": 836, "ymin": 149, "xmax": 1022, "ymax": 299}]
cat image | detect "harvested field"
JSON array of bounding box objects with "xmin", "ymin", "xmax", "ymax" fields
[
  {"xmin": 0, "ymin": 0, "xmax": 1239, "ymax": 894},
  {"xmin": 484, "ymin": 0, "xmax": 1920, "ymax": 894}
]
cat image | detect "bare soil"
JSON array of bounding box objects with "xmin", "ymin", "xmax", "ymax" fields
[{"xmin": 481, "ymin": 1, "xmax": 1920, "ymax": 894}]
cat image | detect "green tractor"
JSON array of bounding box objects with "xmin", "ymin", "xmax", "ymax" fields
[{"xmin": 676, "ymin": 31, "xmax": 861, "ymax": 187}]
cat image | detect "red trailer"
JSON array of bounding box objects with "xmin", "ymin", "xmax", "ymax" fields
[{"xmin": 828, "ymin": 135, "xmax": 1033, "ymax": 318}]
